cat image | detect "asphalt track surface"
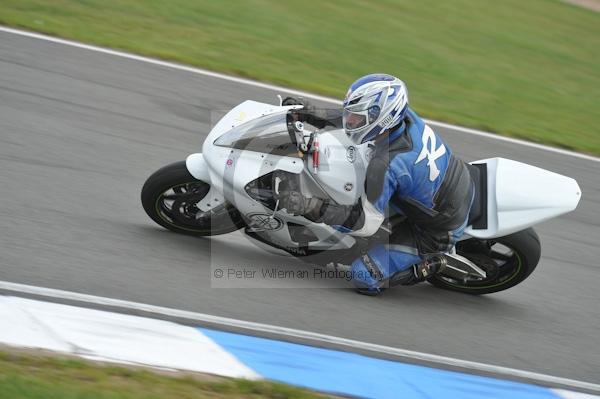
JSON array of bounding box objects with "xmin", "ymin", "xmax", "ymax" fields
[{"xmin": 1, "ymin": 31, "xmax": 599, "ymax": 383}]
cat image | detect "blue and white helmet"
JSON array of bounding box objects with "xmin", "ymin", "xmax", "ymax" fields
[{"xmin": 342, "ymin": 74, "xmax": 408, "ymax": 144}]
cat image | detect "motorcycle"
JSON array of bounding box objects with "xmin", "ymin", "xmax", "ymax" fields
[{"xmin": 141, "ymin": 99, "xmax": 582, "ymax": 294}]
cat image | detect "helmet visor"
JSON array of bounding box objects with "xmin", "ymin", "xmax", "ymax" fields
[
  {"xmin": 343, "ymin": 110, "xmax": 368, "ymax": 131},
  {"xmin": 343, "ymin": 105, "xmax": 381, "ymax": 131}
]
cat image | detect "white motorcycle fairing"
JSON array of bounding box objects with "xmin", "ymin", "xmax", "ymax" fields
[
  {"xmin": 188, "ymin": 101, "xmax": 364, "ymax": 252},
  {"xmin": 464, "ymin": 158, "xmax": 581, "ymax": 238},
  {"xmin": 186, "ymin": 100, "xmax": 582, "ymax": 250}
]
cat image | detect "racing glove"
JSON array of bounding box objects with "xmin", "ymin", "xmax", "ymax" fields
[
  {"xmin": 276, "ymin": 190, "xmax": 365, "ymax": 230},
  {"xmin": 277, "ymin": 190, "xmax": 324, "ymax": 221},
  {"xmin": 281, "ymin": 97, "xmax": 342, "ymax": 129},
  {"xmin": 282, "ymin": 96, "xmax": 306, "ymax": 106}
]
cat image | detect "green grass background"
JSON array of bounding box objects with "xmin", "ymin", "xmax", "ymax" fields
[
  {"xmin": 0, "ymin": 349, "xmax": 325, "ymax": 399},
  {"xmin": 1, "ymin": 0, "xmax": 599, "ymax": 154}
]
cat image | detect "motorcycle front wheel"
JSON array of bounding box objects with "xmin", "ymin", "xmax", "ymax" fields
[
  {"xmin": 428, "ymin": 228, "xmax": 541, "ymax": 295},
  {"xmin": 141, "ymin": 161, "xmax": 245, "ymax": 236}
]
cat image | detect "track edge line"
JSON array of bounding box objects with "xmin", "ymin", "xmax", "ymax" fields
[{"xmin": 0, "ymin": 25, "xmax": 598, "ymax": 163}]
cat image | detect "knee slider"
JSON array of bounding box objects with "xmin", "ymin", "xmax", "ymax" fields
[{"xmin": 351, "ymin": 253, "xmax": 387, "ymax": 289}]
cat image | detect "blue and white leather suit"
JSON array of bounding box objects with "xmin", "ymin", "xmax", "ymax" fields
[
  {"xmin": 282, "ymin": 103, "xmax": 474, "ymax": 291},
  {"xmin": 345, "ymin": 108, "xmax": 474, "ymax": 291}
]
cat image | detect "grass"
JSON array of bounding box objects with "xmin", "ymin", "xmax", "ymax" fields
[
  {"xmin": 0, "ymin": 348, "xmax": 327, "ymax": 399},
  {"xmin": 1, "ymin": 0, "xmax": 599, "ymax": 154}
]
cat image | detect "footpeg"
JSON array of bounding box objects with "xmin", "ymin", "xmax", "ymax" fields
[{"xmin": 415, "ymin": 255, "xmax": 447, "ymax": 279}]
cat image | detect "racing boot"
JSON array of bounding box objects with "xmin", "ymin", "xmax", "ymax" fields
[{"xmin": 388, "ymin": 255, "xmax": 447, "ymax": 287}]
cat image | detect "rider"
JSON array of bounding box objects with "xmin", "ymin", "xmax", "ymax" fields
[{"xmin": 278, "ymin": 74, "xmax": 474, "ymax": 295}]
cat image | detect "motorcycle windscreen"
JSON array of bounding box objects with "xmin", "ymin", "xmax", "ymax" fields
[{"xmin": 213, "ymin": 113, "xmax": 300, "ymax": 157}]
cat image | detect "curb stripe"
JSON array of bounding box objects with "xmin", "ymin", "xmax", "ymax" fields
[
  {"xmin": 201, "ymin": 327, "xmax": 570, "ymax": 399},
  {"xmin": 0, "ymin": 280, "xmax": 598, "ymax": 393},
  {"xmin": 0, "ymin": 296, "xmax": 259, "ymax": 378},
  {"xmin": 0, "ymin": 293, "xmax": 595, "ymax": 398}
]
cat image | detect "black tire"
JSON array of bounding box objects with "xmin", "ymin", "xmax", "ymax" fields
[
  {"xmin": 427, "ymin": 228, "xmax": 541, "ymax": 295},
  {"xmin": 141, "ymin": 161, "xmax": 245, "ymax": 236}
]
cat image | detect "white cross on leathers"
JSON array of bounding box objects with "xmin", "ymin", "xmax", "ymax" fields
[{"xmin": 415, "ymin": 126, "xmax": 447, "ymax": 181}]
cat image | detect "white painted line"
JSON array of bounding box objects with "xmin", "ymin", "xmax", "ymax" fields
[
  {"xmin": 0, "ymin": 26, "xmax": 338, "ymax": 104},
  {"xmin": 1, "ymin": 280, "xmax": 598, "ymax": 394},
  {"xmin": 554, "ymin": 389, "xmax": 600, "ymax": 399},
  {"xmin": 0, "ymin": 295, "xmax": 260, "ymax": 379},
  {"xmin": 1, "ymin": 25, "xmax": 598, "ymax": 163},
  {"xmin": 424, "ymin": 119, "xmax": 600, "ymax": 163}
]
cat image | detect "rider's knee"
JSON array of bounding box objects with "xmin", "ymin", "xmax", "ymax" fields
[{"xmin": 350, "ymin": 249, "xmax": 390, "ymax": 291}]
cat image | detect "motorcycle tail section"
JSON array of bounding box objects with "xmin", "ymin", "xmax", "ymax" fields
[{"xmin": 466, "ymin": 157, "xmax": 582, "ymax": 238}]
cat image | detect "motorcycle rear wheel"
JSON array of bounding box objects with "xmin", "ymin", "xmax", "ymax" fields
[
  {"xmin": 141, "ymin": 161, "xmax": 245, "ymax": 236},
  {"xmin": 428, "ymin": 228, "xmax": 541, "ymax": 295}
]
